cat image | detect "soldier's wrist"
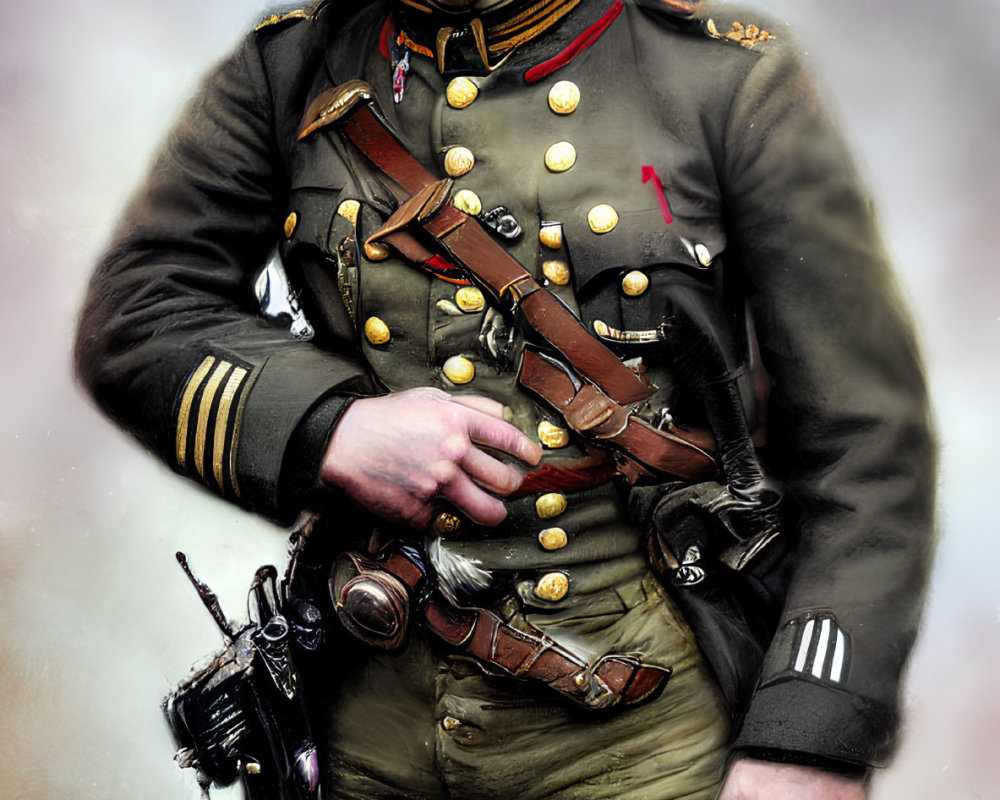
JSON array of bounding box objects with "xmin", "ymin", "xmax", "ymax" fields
[
  {"xmin": 728, "ymin": 747, "xmax": 871, "ymax": 782},
  {"xmin": 278, "ymin": 394, "xmax": 359, "ymax": 512}
]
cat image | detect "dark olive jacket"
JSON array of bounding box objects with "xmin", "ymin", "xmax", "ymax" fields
[{"xmin": 76, "ymin": 0, "xmax": 935, "ymax": 773}]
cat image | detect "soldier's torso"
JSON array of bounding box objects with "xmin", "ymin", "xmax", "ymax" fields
[{"xmin": 278, "ymin": 0, "xmax": 751, "ymax": 625}]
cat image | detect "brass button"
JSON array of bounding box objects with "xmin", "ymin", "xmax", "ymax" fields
[
  {"xmin": 455, "ymin": 286, "xmax": 485, "ymax": 312},
  {"xmin": 535, "ymin": 492, "xmax": 567, "ymax": 519},
  {"xmin": 537, "ymin": 420, "xmax": 569, "ymax": 449},
  {"xmin": 283, "ymin": 212, "xmax": 298, "ymax": 239},
  {"xmin": 364, "ymin": 241, "xmax": 391, "ymax": 261},
  {"xmin": 444, "ymin": 146, "xmax": 475, "ymax": 177},
  {"xmin": 621, "ymin": 270, "xmax": 649, "ymax": 297},
  {"xmin": 432, "ymin": 512, "xmax": 462, "ymax": 536},
  {"xmin": 548, "ymin": 80, "xmax": 580, "ymax": 115},
  {"xmin": 453, "ymin": 189, "xmax": 482, "ymax": 216},
  {"xmin": 544, "ymin": 141, "xmax": 576, "ymax": 173},
  {"xmin": 443, "ymin": 355, "xmax": 476, "ymax": 385},
  {"xmin": 694, "ymin": 242, "xmax": 712, "ymax": 267},
  {"xmin": 446, "ymin": 77, "xmax": 478, "ymax": 109},
  {"xmin": 542, "ymin": 260, "xmax": 570, "ymax": 286},
  {"xmin": 587, "ymin": 204, "xmax": 619, "ymax": 234},
  {"xmin": 364, "ymin": 316, "xmax": 391, "ymax": 345},
  {"xmin": 337, "ymin": 200, "xmax": 360, "ymax": 224},
  {"xmin": 441, "ymin": 716, "xmax": 462, "ymax": 731},
  {"xmin": 538, "ymin": 527, "xmax": 568, "ymax": 551},
  {"xmin": 539, "ymin": 224, "xmax": 563, "ymax": 250},
  {"xmin": 534, "ymin": 572, "xmax": 569, "ymax": 602}
]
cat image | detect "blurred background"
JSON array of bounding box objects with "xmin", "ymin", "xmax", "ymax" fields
[{"xmin": 1, "ymin": 1, "xmax": 997, "ymax": 797}]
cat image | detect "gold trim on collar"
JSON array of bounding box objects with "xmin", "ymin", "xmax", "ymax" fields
[
  {"xmin": 424, "ymin": 0, "xmax": 581, "ymax": 73},
  {"xmin": 489, "ymin": 0, "xmax": 580, "ymax": 54},
  {"xmin": 492, "ymin": 0, "xmax": 577, "ymax": 36},
  {"xmin": 436, "ymin": 27, "xmax": 454, "ymax": 73}
]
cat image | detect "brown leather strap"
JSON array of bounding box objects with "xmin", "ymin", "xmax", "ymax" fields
[
  {"xmin": 424, "ymin": 596, "xmax": 670, "ymax": 709},
  {"xmin": 519, "ymin": 349, "xmax": 715, "ymax": 481},
  {"xmin": 367, "ymin": 178, "xmax": 655, "ymax": 406},
  {"xmin": 299, "ymin": 83, "xmax": 716, "ymax": 478}
]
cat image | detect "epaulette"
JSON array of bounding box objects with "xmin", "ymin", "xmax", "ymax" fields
[
  {"xmin": 633, "ymin": 0, "xmax": 777, "ymax": 49},
  {"xmin": 253, "ymin": 2, "xmax": 325, "ymax": 33},
  {"xmin": 704, "ymin": 16, "xmax": 775, "ymax": 49}
]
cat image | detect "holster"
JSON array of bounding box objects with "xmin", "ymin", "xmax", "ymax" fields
[{"xmin": 633, "ymin": 480, "xmax": 794, "ymax": 716}]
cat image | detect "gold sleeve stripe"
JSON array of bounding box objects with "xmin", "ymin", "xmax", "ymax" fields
[
  {"xmin": 194, "ymin": 361, "xmax": 232, "ymax": 481},
  {"xmin": 227, "ymin": 369, "xmax": 258, "ymax": 500},
  {"xmin": 175, "ymin": 356, "xmax": 216, "ymax": 469},
  {"xmin": 212, "ymin": 367, "xmax": 248, "ymax": 490}
]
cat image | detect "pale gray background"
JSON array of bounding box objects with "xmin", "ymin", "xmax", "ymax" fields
[{"xmin": 1, "ymin": 1, "xmax": 997, "ymax": 797}]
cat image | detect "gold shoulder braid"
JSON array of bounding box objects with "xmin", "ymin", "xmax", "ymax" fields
[{"xmin": 706, "ymin": 18, "xmax": 775, "ymax": 48}]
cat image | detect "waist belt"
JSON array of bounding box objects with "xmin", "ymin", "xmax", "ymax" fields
[
  {"xmin": 298, "ymin": 80, "xmax": 715, "ymax": 484},
  {"xmin": 424, "ymin": 596, "xmax": 670, "ymax": 710},
  {"xmin": 333, "ymin": 541, "xmax": 670, "ymax": 709}
]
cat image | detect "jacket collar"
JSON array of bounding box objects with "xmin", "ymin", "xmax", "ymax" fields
[{"xmin": 392, "ymin": 0, "xmax": 585, "ymax": 75}]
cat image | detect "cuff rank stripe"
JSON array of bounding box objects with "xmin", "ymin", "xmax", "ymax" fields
[
  {"xmin": 175, "ymin": 355, "xmax": 254, "ymax": 498},
  {"xmin": 790, "ymin": 613, "xmax": 849, "ymax": 685}
]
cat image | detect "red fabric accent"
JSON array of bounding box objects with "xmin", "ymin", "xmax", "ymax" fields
[
  {"xmin": 524, "ymin": 0, "xmax": 624, "ymax": 84},
  {"xmin": 422, "ymin": 254, "xmax": 472, "ymax": 285},
  {"xmin": 426, "ymin": 254, "xmax": 458, "ymax": 272},
  {"xmin": 378, "ymin": 14, "xmax": 394, "ymax": 60},
  {"xmin": 641, "ymin": 165, "xmax": 674, "ymax": 225},
  {"xmin": 512, "ymin": 461, "xmax": 618, "ymax": 497}
]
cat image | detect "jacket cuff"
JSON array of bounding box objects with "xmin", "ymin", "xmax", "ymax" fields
[
  {"xmin": 733, "ymin": 677, "xmax": 898, "ymax": 769},
  {"xmin": 278, "ymin": 394, "xmax": 358, "ymax": 515},
  {"xmin": 234, "ymin": 349, "xmax": 374, "ymax": 519}
]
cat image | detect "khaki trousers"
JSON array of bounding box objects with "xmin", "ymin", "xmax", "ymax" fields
[{"xmin": 324, "ymin": 573, "xmax": 731, "ymax": 799}]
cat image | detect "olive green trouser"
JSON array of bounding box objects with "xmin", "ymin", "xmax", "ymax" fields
[{"xmin": 324, "ymin": 573, "xmax": 731, "ymax": 799}]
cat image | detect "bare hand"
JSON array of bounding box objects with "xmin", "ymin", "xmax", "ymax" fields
[
  {"xmin": 719, "ymin": 759, "xmax": 867, "ymax": 800},
  {"xmin": 319, "ymin": 388, "xmax": 542, "ymax": 530}
]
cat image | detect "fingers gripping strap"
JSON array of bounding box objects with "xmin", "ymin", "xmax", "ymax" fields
[
  {"xmin": 302, "ymin": 81, "xmax": 715, "ymax": 478},
  {"xmin": 518, "ymin": 350, "xmax": 716, "ymax": 482}
]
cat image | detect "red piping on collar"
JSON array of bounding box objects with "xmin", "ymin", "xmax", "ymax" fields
[
  {"xmin": 524, "ymin": 0, "xmax": 624, "ymax": 84},
  {"xmin": 378, "ymin": 13, "xmax": 394, "ymax": 59}
]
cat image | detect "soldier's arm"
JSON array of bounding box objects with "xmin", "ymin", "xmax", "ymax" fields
[
  {"xmin": 75, "ymin": 19, "xmax": 541, "ymax": 528},
  {"xmin": 719, "ymin": 28, "xmax": 935, "ymax": 772},
  {"xmin": 75, "ymin": 27, "xmax": 376, "ymax": 522}
]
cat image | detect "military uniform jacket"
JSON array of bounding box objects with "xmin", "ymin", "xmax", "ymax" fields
[{"xmin": 76, "ymin": 0, "xmax": 935, "ymax": 773}]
